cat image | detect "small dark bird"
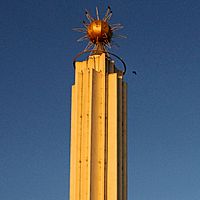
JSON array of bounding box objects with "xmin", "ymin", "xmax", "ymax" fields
[{"xmin": 132, "ymin": 71, "xmax": 137, "ymax": 75}]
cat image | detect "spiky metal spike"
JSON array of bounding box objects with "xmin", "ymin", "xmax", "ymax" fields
[
  {"xmin": 104, "ymin": 11, "xmax": 112, "ymax": 22},
  {"xmin": 82, "ymin": 20, "xmax": 89, "ymax": 28},
  {"xmin": 112, "ymin": 34, "xmax": 127, "ymax": 39},
  {"xmin": 96, "ymin": 7, "xmax": 99, "ymax": 20},
  {"xmin": 103, "ymin": 6, "xmax": 111, "ymax": 21},
  {"xmin": 77, "ymin": 35, "xmax": 88, "ymax": 42},
  {"xmin": 105, "ymin": 42, "xmax": 112, "ymax": 49},
  {"xmin": 73, "ymin": 28, "xmax": 87, "ymax": 33},
  {"xmin": 85, "ymin": 9, "xmax": 94, "ymax": 22},
  {"xmin": 111, "ymin": 23, "xmax": 123, "ymax": 27},
  {"xmin": 84, "ymin": 41, "xmax": 94, "ymax": 51},
  {"xmin": 111, "ymin": 24, "xmax": 124, "ymax": 31}
]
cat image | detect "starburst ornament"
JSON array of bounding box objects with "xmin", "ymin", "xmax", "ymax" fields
[{"xmin": 73, "ymin": 6, "xmax": 126, "ymax": 53}]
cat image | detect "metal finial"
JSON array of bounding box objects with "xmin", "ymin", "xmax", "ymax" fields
[
  {"xmin": 73, "ymin": 6, "xmax": 127, "ymax": 75},
  {"xmin": 73, "ymin": 6, "xmax": 126, "ymax": 53}
]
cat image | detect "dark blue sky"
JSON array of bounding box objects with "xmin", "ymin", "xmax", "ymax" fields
[{"xmin": 1, "ymin": 0, "xmax": 200, "ymax": 199}]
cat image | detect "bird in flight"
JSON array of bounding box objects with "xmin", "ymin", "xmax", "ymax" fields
[{"xmin": 132, "ymin": 71, "xmax": 137, "ymax": 75}]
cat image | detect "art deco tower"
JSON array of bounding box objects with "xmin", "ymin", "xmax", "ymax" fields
[{"xmin": 69, "ymin": 7, "xmax": 127, "ymax": 200}]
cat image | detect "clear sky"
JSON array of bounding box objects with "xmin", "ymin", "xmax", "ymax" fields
[{"xmin": 1, "ymin": 0, "xmax": 200, "ymax": 200}]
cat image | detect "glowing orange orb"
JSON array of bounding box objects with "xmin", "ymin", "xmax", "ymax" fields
[{"xmin": 87, "ymin": 20, "xmax": 113, "ymax": 44}]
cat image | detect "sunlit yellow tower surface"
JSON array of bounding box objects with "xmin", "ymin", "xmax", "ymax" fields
[{"xmin": 70, "ymin": 7, "xmax": 127, "ymax": 200}]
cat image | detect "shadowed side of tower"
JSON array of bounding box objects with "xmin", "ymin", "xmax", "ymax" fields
[{"xmin": 70, "ymin": 53, "xmax": 127, "ymax": 200}]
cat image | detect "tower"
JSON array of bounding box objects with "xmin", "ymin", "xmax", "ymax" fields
[{"xmin": 69, "ymin": 7, "xmax": 127, "ymax": 200}]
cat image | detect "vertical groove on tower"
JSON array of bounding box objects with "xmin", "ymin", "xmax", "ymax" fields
[
  {"xmin": 79, "ymin": 71, "xmax": 83, "ymax": 200},
  {"xmin": 117, "ymin": 75, "xmax": 123, "ymax": 200},
  {"xmin": 122, "ymin": 82, "xmax": 127, "ymax": 200},
  {"xmin": 69, "ymin": 85, "xmax": 76, "ymax": 200},
  {"xmin": 88, "ymin": 67, "xmax": 92, "ymax": 200},
  {"xmin": 104, "ymin": 64, "xmax": 108, "ymax": 200}
]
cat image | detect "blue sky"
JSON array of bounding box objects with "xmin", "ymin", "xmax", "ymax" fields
[{"xmin": 1, "ymin": 0, "xmax": 200, "ymax": 199}]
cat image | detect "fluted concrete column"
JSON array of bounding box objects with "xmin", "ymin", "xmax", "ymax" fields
[{"xmin": 69, "ymin": 53, "xmax": 127, "ymax": 200}]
